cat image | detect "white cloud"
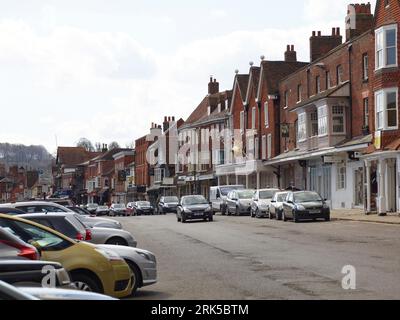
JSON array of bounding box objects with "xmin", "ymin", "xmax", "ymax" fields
[{"xmin": 211, "ymin": 10, "xmax": 228, "ymax": 19}]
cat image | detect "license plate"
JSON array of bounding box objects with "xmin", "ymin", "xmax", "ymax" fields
[
  {"xmin": 194, "ymin": 212, "xmax": 204, "ymax": 216},
  {"xmin": 309, "ymin": 209, "xmax": 320, "ymax": 214}
]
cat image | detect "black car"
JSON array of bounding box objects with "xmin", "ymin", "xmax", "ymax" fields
[
  {"xmin": 282, "ymin": 191, "xmax": 330, "ymax": 223},
  {"xmin": 0, "ymin": 260, "xmax": 71, "ymax": 288},
  {"xmin": 134, "ymin": 202, "xmax": 155, "ymax": 215},
  {"xmin": 157, "ymin": 196, "xmax": 179, "ymax": 214},
  {"xmin": 177, "ymin": 195, "xmax": 213, "ymax": 223}
]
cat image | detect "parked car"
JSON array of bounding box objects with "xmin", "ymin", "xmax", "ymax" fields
[
  {"xmin": 86, "ymin": 203, "xmax": 99, "ymax": 214},
  {"xmin": 0, "ymin": 281, "xmax": 38, "ymax": 300},
  {"xmin": 126, "ymin": 202, "xmax": 135, "ymax": 216},
  {"xmin": 250, "ymin": 189, "xmax": 280, "ymax": 218},
  {"xmin": 45, "ymin": 199, "xmax": 75, "ymax": 207},
  {"xmin": 67, "ymin": 206, "xmax": 94, "ymax": 216},
  {"xmin": 282, "ymin": 191, "xmax": 331, "ymax": 223},
  {"xmin": 269, "ymin": 192, "xmax": 289, "ymax": 220},
  {"xmin": 0, "ymin": 208, "xmax": 27, "ymax": 216},
  {"xmin": 210, "ymin": 185, "xmax": 245, "ymax": 215},
  {"xmin": 0, "ymin": 227, "xmax": 40, "ymax": 260},
  {"xmin": 0, "ymin": 213, "xmax": 134, "ymax": 298},
  {"xmin": 134, "ymin": 201, "xmax": 154, "ymax": 216},
  {"xmin": 157, "ymin": 196, "xmax": 179, "ymax": 214},
  {"xmin": 177, "ymin": 195, "xmax": 213, "ymax": 223},
  {"xmin": 109, "ymin": 204, "xmax": 128, "ymax": 217},
  {"xmin": 20, "ymin": 212, "xmax": 137, "ymax": 247},
  {"xmin": 0, "ymin": 201, "xmax": 122, "ymax": 230},
  {"xmin": 95, "ymin": 206, "xmax": 110, "ymax": 217},
  {"xmin": 226, "ymin": 189, "xmax": 256, "ymax": 216},
  {"xmin": 0, "ymin": 260, "xmax": 71, "ymax": 288}
]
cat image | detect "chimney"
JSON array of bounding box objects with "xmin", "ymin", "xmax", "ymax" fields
[
  {"xmin": 346, "ymin": 3, "xmax": 373, "ymax": 42},
  {"xmin": 102, "ymin": 144, "xmax": 108, "ymax": 153},
  {"xmin": 310, "ymin": 28, "xmax": 343, "ymax": 62},
  {"xmin": 284, "ymin": 44, "xmax": 297, "ymax": 62},
  {"xmin": 163, "ymin": 116, "xmax": 172, "ymax": 132},
  {"xmin": 208, "ymin": 77, "xmax": 219, "ymax": 95}
]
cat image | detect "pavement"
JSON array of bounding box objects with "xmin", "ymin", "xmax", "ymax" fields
[
  {"xmin": 332, "ymin": 209, "xmax": 400, "ymax": 225},
  {"xmin": 116, "ymin": 214, "xmax": 400, "ymax": 300}
]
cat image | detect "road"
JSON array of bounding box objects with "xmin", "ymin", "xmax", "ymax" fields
[{"xmin": 116, "ymin": 214, "xmax": 400, "ymax": 300}]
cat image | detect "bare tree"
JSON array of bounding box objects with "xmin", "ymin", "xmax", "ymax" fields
[
  {"xmin": 76, "ymin": 138, "xmax": 94, "ymax": 152},
  {"xmin": 108, "ymin": 141, "xmax": 120, "ymax": 150}
]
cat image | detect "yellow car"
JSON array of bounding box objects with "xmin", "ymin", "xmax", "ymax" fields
[{"xmin": 0, "ymin": 213, "xmax": 133, "ymax": 298}]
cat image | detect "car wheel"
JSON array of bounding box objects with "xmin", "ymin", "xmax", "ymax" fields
[
  {"xmin": 221, "ymin": 205, "xmax": 226, "ymax": 215},
  {"xmin": 71, "ymin": 273, "xmax": 101, "ymax": 293},
  {"xmin": 106, "ymin": 237, "xmax": 128, "ymax": 246},
  {"xmin": 181, "ymin": 213, "xmax": 186, "ymax": 223},
  {"xmin": 177, "ymin": 213, "xmax": 181, "ymax": 222},
  {"xmin": 282, "ymin": 210, "xmax": 287, "ymax": 222},
  {"xmin": 126, "ymin": 261, "xmax": 142, "ymax": 295},
  {"xmin": 268, "ymin": 209, "xmax": 274, "ymax": 220},
  {"xmin": 325, "ymin": 215, "xmax": 331, "ymax": 222}
]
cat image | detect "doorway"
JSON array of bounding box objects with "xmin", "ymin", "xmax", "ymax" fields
[{"xmin": 354, "ymin": 167, "xmax": 364, "ymax": 207}]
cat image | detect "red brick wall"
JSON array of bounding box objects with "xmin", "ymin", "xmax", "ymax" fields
[{"xmin": 135, "ymin": 136, "xmax": 150, "ymax": 187}]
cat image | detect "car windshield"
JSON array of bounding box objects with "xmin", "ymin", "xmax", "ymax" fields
[
  {"xmin": 220, "ymin": 186, "xmax": 243, "ymax": 196},
  {"xmin": 294, "ymin": 192, "xmax": 323, "ymax": 203},
  {"xmin": 137, "ymin": 202, "xmax": 150, "ymax": 206},
  {"xmin": 182, "ymin": 196, "xmax": 208, "ymax": 205},
  {"xmin": 238, "ymin": 190, "xmax": 255, "ymax": 199},
  {"xmin": 164, "ymin": 197, "xmax": 178, "ymax": 203},
  {"xmin": 0, "ymin": 218, "xmax": 71, "ymax": 251},
  {"xmin": 259, "ymin": 190, "xmax": 279, "ymax": 199},
  {"xmin": 276, "ymin": 194, "xmax": 288, "ymax": 202}
]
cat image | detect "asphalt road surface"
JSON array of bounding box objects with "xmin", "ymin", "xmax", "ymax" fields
[{"xmin": 116, "ymin": 214, "xmax": 400, "ymax": 300}]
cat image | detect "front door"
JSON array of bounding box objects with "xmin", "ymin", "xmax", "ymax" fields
[{"xmin": 354, "ymin": 167, "xmax": 364, "ymax": 207}]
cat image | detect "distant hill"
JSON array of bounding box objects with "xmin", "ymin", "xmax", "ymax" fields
[{"xmin": 0, "ymin": 143, "xmax": 54, "ymax": 170}]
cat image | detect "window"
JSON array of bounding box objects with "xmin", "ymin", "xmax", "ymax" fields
[
  {"xmin": 252, "ymin": 107, "xmax": 256, "ymax": 129},
  {"xmin": 297, "ymin": 85, "xmax": 302, "ymax": 102},
  {"xmin": 363, "ymin": 98, "xmax": 369, "ymax": 127},
  {"xmin": 326, "ymin": 71, "xmax": 331, "ymax": 89},
  {"xmin": 316, "ymin": 76, "xmax": 321, "ymax": 94},
  {"xmin": 267, "ymin": 134, "xmax": 272, "ymax": 159},
  {"xmin": 264, "ymin": 102, "xmax": 269, "ymax": 128},
  {"xmin": 318, "ymin": 106, "xmax": 328, "ymax": 136},
  {"xmin": 362, "ymin": 54, "xmax": 369, "ymax": 80},
  {"xmin": 375, "ymin": 88, "xmax": 398, "ymax": 130},
  {"xmin": 337, "ymin": 165, "xmax": 346, "ymax": 190},
  {"xmin": 310, "ymin": 110, "xmax": 318, "ymax": 137},
  {"xmin": 332, "ymin": 106, "xmax": 345, "ymax": 133},
  {"xmin": 262, "ymin": 135, "xmax": 267, "ymax": 159},
  {"xmin": 240, "ymin": 111, "xmax": 244, "ymax": 133},
  {"xmin": 375, "ymin": 25, "xmax": 397, "ymax": 69},
  {"xmin": 336, "ymin": 65, "xmax": 344, "ymax": 84},
  {"xmin": 298, "ymin": 113, "xmax": 307, "ymax": 142},
  {"xmin": 284, "ymin": 91, "xmax": 289, "ymax": 108}
]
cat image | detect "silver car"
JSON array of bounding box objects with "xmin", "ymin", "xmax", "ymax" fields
[
  {"xmin": 0, "ymin": 201, "xmax": 122, "ymax": 230},
  {"xmin": 269, "ymin": 192, "xmax": 289, "ymax": 220},
  {"xmin": 226, "ymin": 189, "xmax": 256, "ymax": 216},
  {"xmin": 19, "ymin": 213, "xmax": 137, "ymax": 247},
  {"xmin": 250, "ymin": 189, "xmax": 280, "ymax": 218}
]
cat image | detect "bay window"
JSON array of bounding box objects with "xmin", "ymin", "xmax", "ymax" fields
[
  {"xmin": 332, "ymin": 106, "xmax": 345, "ymax": 133},
  {"xmin": 298, "ymin": 113, "xmax": 307, "ymax": 142},
  {"xmin": 375, "ymin": 88, "xmax": 398, "ymax": 130},
  {"xmin": 375, "ymin": 25, "xmax": 397, "ymax": 69},
  {"xmin": 310, "ymin": 110, "xmax": 318, "ymax": 137},
  {"xmin": 318, "ymin": 105, "xmax": 328, "ymax": 136}
]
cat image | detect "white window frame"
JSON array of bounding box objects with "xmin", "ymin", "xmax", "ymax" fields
[
  {"xmin": 252, "ymin": 107, "xmax": 256, "ymax": 129},
  {"xmin": 267, "ymin": 134, "xmax": 272, "ymax": 159},
  {"xmin": 336, "ymin": 164, "xmax": 346, "ymax": 190},
  {"xmin": 262, "ymin": 135, "xmax": 267, "ymax": 159},
  {"xmin": 240, "ymin": 111, "xmax": 244, "ymax": 133},
  {"xmin": 332, "ymin": 106, "xmax": 346, "ymax": 134},
  {"xmin": 375, "ymin": 24, "xmax": 398, "ymax": 70},
  {"xmin": 375, "ymin": 87, "xmax": 399, "ymax": 131},
  {"xmin": 363, "ymin": 54, "xmax": 369, "ymax": 80},
  {"xmin": 298, "ymin": 112, "xmax": 307, "ymax": 142},
  {"xmin": 297, "ymin": 85, "xmax": 302, "ymax": 102},
  {"xmin": 264, "ymin": 102, "xmax": 269, "ymax": 128},
  {"xmin": 318, "ymin": 105, "xmax": 328, "ymax": 137},
  {"xmin": 284, "ymin": 91, "xmax": 289, "ymax": 109}
]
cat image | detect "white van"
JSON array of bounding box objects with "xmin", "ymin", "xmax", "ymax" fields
[{"xmin": 210, "ymin": 185, "xmax": 245, "ymax": 215}]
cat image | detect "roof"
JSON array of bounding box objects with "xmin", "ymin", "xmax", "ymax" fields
[
  {"xmin": 236, "ymin": 74, "xmax": 250, "ymax": 101},
  {"xmin": 57, "ymin": 147, "xmax": 100, "ymax": 167},
  {"xmin": 258, "ymin": 60, "xmax": 308, "ymax": 98},
  {"xmin": 245, "ymin": 67, "xmax": 261, "ymax": 103},
  {"xmin": 0, "ymin": 177, "xmax": 13, "ymax": 184},
  {"xmin": 94, "ymin": 148, "xmax": 133, "ymax": 162}
]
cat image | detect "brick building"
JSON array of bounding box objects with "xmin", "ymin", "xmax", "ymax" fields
[
  {"xmin": 135, "ymin": 135, "xmax": 152, "ymax": 200},
  {"xmin": 112, "ymin": 150, "xmax": 135, "ymax": 204}
]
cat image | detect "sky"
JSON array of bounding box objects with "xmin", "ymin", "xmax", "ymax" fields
[{"xmin": 0, "ymin": 0, "xmax": 376, "ymax": 155}]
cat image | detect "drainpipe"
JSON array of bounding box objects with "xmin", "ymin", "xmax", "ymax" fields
[{"xmin": 348, "ymin": 43, "xmax": 353, "ymax": 139}]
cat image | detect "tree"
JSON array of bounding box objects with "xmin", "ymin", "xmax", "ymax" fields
[
  {"xmin": 108, "ymin": 141, "xmax": 120, "ymax": 150},
  {"xmin": 76, "ymin": 138, "xmax": 94, "ymax": 152}
]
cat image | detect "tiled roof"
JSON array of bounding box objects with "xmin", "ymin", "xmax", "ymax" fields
[
  {"xmin": 246, "ymin": 67, "xmax": 261, "ymax": 101},
  {"xmin": 236, "ymin": 75, "xmax": 250, "ymax": 100},
  {"xmin": 57, "ymin": 147, "xmax": 100, "ymax": 167}
]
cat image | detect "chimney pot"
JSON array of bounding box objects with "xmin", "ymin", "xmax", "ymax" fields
[
  {"xmin": 172, "ymin": 116, "xmax": 175, "ymax": 121},
  {"xmin": 318, "ymin": 31, "xmax": 322, "ymax": 36},
  {"xmin": 332, "ymin": 27, "xmax": 336, "ymax": 35},
  {"xmin": 336, "ymin": 27, "xmax": 340, "ymax": 35},
  {"xmin": 291, "ymin": 45, "xmax": 294, "ymax": 51},
  {"xmin": 312, "ymin": 31, "xmax": 316, "ymax": 37},
  {"xmin": 164, "ymin": 116, "xmax": 167, "ymax": 122},
  {"xmin": 287, "ymin": 44, "xmax": 290, "ymax": 51}
]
